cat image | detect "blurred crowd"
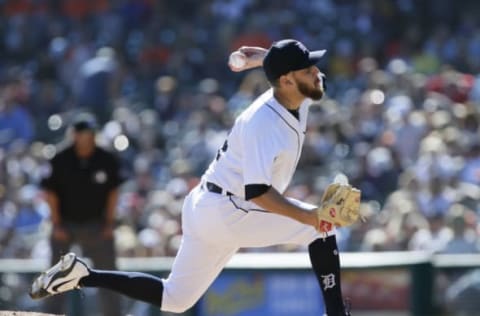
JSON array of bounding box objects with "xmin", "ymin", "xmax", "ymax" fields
[{"xmin": 2, "ymin": 0, "xmax": 480, "ymax": 261}]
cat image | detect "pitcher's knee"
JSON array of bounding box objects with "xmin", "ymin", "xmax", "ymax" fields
[
  {"xmin": 161, "ymin": 285, "xmax": 198, "ymax": 313},
  {"xmin": 162, "ymin": 298, "xmax": 196, "ymax": 313}
]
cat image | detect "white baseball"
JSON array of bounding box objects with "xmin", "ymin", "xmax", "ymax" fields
[
  {"xmin": 333, "ymin": 173, "xmax": 349, "ymax": 185},
  {"xmin": 229, "ymin": 51, "xmax": 246, "ymax": 68}
]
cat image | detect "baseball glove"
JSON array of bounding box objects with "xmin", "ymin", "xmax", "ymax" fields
[{"xmin": 316, "ymin": 183, "xmax": 361, "ymax": 232}]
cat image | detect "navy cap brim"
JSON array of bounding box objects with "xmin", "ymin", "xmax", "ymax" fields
[
  {"xmin": 293, "ymin": 49, "xmax": 327, "ymax": 72},
  {"xmin": 308, "ymin": 49, "xmax": 327, "ymax": 64},
  {"xmin": 309, "ymin": 49, "xmax": 327, "ymax": 62}
]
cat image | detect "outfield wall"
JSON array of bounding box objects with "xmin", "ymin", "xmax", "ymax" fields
[{"xmin": 0, "ymin": 252, "xmax": 478, "ymax": 316}]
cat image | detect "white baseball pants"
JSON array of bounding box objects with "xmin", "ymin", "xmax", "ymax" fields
[{"xmin": 161, "ymin": 185, "xmax": 334, "ymax": 313}]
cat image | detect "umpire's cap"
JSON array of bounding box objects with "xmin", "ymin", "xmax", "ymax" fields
[
  {"xmin": 72, "ymin": 113, "xmax": 98, "ymax": 132},
  {"xmin": 263, "ymin": 39, "xmax": 326, "ymax": 82}
]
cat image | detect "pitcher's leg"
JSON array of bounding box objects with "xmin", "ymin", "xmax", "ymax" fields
[
  {"xmin": 309, "ymin": 236, "xmax": 348, "ymax": 316},
  {"xmin": 161, "ymin": 235, "xmax": 238, "ymax": 313},
  {"xmin": 80, "ymin": 235, "xmax": 237, "ymax": 314},
  {"xmin": 231, "ymin": 202, "xmax": 324, "ymax": 248},
  {"xmin": 229, "ymin": 198, "xmax": 348, "ymax": 315},
  {"xmin": 81, "ymin": 268, "xmax": 165, "ymax": 307},
  {"xmin": 80, "ymin": 230, "xmax": 121, "ymax": 316}
]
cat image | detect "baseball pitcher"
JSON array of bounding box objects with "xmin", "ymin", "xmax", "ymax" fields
[{"xmin": 30, "ymin": 39, "xmax": 361, "ymax": 316}]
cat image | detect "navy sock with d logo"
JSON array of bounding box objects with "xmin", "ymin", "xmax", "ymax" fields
[{"xmin": 308, "ymin": 235, "xmax": 347, "ymax": 316}]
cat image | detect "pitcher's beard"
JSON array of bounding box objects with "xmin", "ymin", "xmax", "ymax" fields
[{"xmin": 298, "ymin": 81, "xmax": 324, "ymax": 100}]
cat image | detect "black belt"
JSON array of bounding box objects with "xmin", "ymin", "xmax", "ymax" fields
[{"xmin": 204, "ymin": 181, "xmax": 234, "ymax": 196}]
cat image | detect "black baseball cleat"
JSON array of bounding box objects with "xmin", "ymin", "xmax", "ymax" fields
[{"xmin": 30, "ymin": 252, "xmax": 90, "ymax": 299}]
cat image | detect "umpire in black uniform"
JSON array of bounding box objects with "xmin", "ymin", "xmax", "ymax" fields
[{"xmin": 41, "ymin": 113, "xmax": 124, "ymax": 316}]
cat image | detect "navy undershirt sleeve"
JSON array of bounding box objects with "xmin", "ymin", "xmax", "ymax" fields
[{"xmin": 245, "ymin": 184, "xmax": 271, "ymax": 200}]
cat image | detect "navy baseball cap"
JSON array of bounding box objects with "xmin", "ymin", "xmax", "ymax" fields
[
  {"xmin": 263, "ymin": 39, "xmax": 326, "ymax": 82},
  {"xmin": 72, "ymin": 113, "xmax": 98, "ymax": 132}
]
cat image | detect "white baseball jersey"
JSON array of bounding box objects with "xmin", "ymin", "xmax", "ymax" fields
[{"xmin": 203, "ymin": 88, "xmax": 312, "ymax": 199}]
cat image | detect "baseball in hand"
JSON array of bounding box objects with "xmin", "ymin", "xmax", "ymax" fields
[
  {"xmin": 333, "ymin": 173, "xmax": 349, "ymax": 185},
  {"xmin": 229, "ymin": 51, "xmax": 247, "ymax": 68}
]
